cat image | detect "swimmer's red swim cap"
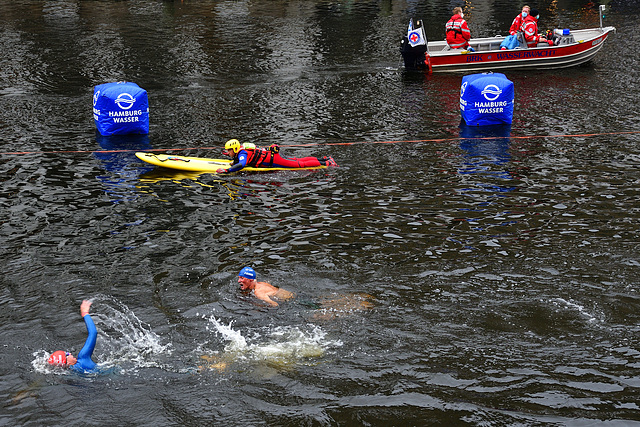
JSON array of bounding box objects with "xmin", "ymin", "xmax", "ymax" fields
[{"xmin": 48, "ymin": 350, "xmax": 67, "ymax": 365}]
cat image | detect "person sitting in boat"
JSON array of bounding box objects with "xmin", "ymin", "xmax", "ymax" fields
[
  {"xmin": 521, "ymin": 9, "xmax": 553, "ymax": 47},
  {"xmin": 445, "ymin": 7, "xmax": 474, "ymax": 52},
  {"xmin": 509, "ymin": 5, "xmax": 530, "ymax": 35},
  {"xmin": 216, "ymin": 139, "xmax": 337, "ymax": 174},
  {"xmin": 47, "ymin": 300, "xmax": 99, "ymax": 373}
]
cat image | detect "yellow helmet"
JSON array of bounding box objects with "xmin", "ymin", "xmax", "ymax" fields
[{"xmin": 225, "ymin": 139, "xmax": 242, "ymax": 153}]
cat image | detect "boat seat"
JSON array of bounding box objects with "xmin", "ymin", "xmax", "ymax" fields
[
  {"xmin": 443, "ymin": 45, "xmax": 467, "ymax": 52},
  {"xmin": 478, "ymin": 42, "xmax": 502, "ymax": 51}
]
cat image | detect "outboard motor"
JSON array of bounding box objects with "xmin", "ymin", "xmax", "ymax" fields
[
  {"xmin": 460, "ymin": 73, "xmax": 514, "ymax": 126},
  {"xmin": 400, "ymin": 20, "xmax": 428, "ymax": 70},
  {"xmin": 93, "ymin": 81, "xmax": 149, "ymax": 136}
]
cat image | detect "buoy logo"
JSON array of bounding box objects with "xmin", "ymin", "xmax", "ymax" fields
[
  {"xmin": 481, "ymin": 84, "xmax": 502, "ymax": 101},
  {"xmin": 115, "ymin": 93, "xmax": 136, "ymax": 110},
  {"xmin": 460, "ymin": 81, "xmax": 468, "ymax": 97},
  {"xmin": 93, "ymin": 91, "xmax": 100, "ymax": 106}
]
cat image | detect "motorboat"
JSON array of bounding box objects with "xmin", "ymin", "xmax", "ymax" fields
[{"xmin": 401, "ymin": 5, "xmax": 615, "ymax": 73}]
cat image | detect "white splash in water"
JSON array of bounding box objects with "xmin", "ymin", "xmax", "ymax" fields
[
  {"xmin": 550, "ymin": 298, "xmax": 602, "ymax": 324},
  {"xmin": 91, "ymin": 295, "xmax": 172, "ymax": 371},
  {"xmin": 206, "ymin": 315, "xmax": 341, "ymax": 365},
  {"xmin": 206, "ymin": 316, "xmax": 247, "ymax": 352}
]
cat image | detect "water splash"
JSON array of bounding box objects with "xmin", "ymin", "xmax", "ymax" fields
[
  {"xmin": 206, "ymin": 316, "xmax": 247, "ymax": 352},
  {"xmin": 90, "ymin": 295, "xmax": 172, "ymax": 371},
  {"xmin": 550, "ymin": 298, "xmax": 603, "ymax": 324},
  {"xmin": 204, "ymin": 315, "xmax": 341, "ymax": 367}
]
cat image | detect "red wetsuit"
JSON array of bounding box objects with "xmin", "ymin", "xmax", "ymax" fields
[{"xmin": 226, "ymin": 146, "xmax": 333, "ymax": 172}]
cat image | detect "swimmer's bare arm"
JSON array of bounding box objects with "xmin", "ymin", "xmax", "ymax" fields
[{"xmin": 254, "ymin": 282, "xmax": 279, "ymax": 307}]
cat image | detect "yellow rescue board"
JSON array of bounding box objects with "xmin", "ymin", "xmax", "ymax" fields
[{"xmin": 135, "ymin": 152, "xmax": 329, "ymax": 173}]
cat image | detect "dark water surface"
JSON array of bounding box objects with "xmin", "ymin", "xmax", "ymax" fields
[{"xmin": 2, "ymin": 0, "xmax": 640, "ymax": 425}]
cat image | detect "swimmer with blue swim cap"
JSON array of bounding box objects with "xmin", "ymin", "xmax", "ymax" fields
[
  {"xmin": 238, "ymin": 266, "xmax": 257, "ymax": 280},
  {"xmin": 237, "ymin": 267, "xmax": 294, "ymax": 307}
]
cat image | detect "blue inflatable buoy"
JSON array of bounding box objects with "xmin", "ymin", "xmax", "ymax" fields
[
  {"xmin": 93, "ymin": 82, "xmax": 149, "ymax": 136},
  {"xmin": 459, "ymin": 73, "xmax": 514, "ymax": 126}
]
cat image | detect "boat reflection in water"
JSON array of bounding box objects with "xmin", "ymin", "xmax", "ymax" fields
[{"xmin": 94, "ymin": 132, "xmax": 154, "ymax": 203}]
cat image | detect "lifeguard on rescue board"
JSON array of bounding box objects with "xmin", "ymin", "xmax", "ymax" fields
[{"xmin": 216, "ymin": 139, "xmax": 337, "ymax": 174}]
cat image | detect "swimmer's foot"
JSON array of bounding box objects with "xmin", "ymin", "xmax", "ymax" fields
[{"xmin": 322, "ymin": 156, "xmax": 338, "ymax": 167}]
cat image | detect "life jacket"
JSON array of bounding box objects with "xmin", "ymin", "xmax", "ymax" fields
[
  {"xmin": 236, "ymin": 143, "xmax": 273, "ymax": 168},
  {"xmin": 233, "ymin": 143, "xmax": 323, "ymax": 169},
  {"xmin": 446, "ymin": 16, "xmax": 463, "ymax": 36},
  {"xmin": 445, "ymin": 15, "xmax": 471, "ymax": 49}
]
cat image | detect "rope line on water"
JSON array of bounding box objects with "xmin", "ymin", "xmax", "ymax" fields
[{"xmin": 1, "ymin": 130, "xmax": 639, "ymax": 156}]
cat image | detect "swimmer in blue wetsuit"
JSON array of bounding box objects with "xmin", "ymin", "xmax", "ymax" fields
[{"xmin": 48, "ymin": 300, "xmax": 98, "ymax": 373}]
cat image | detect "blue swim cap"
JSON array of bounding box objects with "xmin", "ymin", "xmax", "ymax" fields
[{"xmin": 238, "ymin": 267, "xmax": 256, "ymax": 279}]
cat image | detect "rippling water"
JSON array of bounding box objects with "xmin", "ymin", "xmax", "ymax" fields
[{"xmin": 2, "ymin": 0, "xmax": 640, "ymax": 425}]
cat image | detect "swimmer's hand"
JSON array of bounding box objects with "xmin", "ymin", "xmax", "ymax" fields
[
  {"xmin": 80, "ymin": 300, "xmax": 92, "ymax": 317},
  {"xmin": 216, "ymin": 168, "xmax": 227, "ymax": 174}
]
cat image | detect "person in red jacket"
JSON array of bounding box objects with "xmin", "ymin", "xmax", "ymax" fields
[
  {"xmin": 509, "ymin": 5, "xmax": 530, "ymax": 35},
  {"xmin": 522, "ymin": 9, "xmax": 553, "ymax": 47},
  {"xmin": 445, "ymin": 7, "xmax": 473, "ymax": 51}
]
